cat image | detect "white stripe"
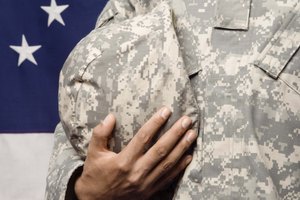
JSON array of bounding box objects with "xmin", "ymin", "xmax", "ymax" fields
[{"xmin": 0, "ymin": 134, "xmax": 54, "ymax": 200}]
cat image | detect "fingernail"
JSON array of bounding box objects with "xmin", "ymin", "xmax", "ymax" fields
[
  {"xmin": 160, "ymin": 107, "xmax": 171, "ymax": 119},
  {"xmin": 186, "ymin": 156, "xmax": 192, "ymax": 165},
  {"xmin": 103, "ymin": 114, "xmax": 112, "ymax": 125},
  {"xmin": 186, "ymin": 130, "xmax": 197, "ymax": 143},
  {"xmin": 181, "ymin": 117, "xmax": 192, "ymax": 129}
]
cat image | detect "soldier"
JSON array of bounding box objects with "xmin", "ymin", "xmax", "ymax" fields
[{"xmin": 45, "ymin": 0, "xmax": 300, "ymax": 199}]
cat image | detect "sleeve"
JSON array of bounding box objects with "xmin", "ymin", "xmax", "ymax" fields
[
  {"xmin": 44, "ymin": 2, "xmax": 116, "ymax": 199},
  {"xmin": 46, "ymin": 1, "xmax": 201, "ymax": 199},
  {"xmin": 44, "ymin": 123, "xmax": 84, "ymax": 200}
]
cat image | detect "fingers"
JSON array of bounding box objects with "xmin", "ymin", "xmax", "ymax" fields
[
  {"xmin": 139, "ymin": 116, "xmax": 193, "ymax": 172},
  {"xmin": 89, "ymin": 114, "xmax": 116, "ymax": 152},
  {"xmin": 121, "ymin": 107, "xmax": 172, "ymax": 158},
  {"xmin": 150, "ymin": 155, "xmax": 193, "ymax": 194},
  {"xmin": 144, "ymin": 130, "xmax": 197, "ymax": 185}
]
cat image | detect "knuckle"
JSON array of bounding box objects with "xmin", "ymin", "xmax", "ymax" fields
[
  {"xmin": 154, "ymin": 146, "xmax": 168, "ymax": 158},
  {"xmin": 152, "ymin": 114, "xmax": 164, "ymax": 126},
  {"xmin": 162, "ymin": 161, "xmax": 174, "ymax": 171},
  {"xmin": 179, "ymin": 140, "xmax": 189, "ymax": 152},
  {"xmin": 174, "ymin": 127, "xmax": 185, "ymax": 138},
  {"xmin": 136, "ymin": 130, "xmax": 151, "ymax": 145},
  {"xmin": 127, "ymin": 175, "xmax": 141, "ymax": 187},
  {"xmin": 170, "ymin": 121, "xmax": 187, "ymax": 137},
  {"xmin": 116, "ymin": 161, "xmax": 130, "ymax": 174}
]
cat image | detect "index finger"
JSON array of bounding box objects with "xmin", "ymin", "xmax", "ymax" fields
[{"xmin": 120, "ymin": 106, "xmax": 172, "ymax": 159}]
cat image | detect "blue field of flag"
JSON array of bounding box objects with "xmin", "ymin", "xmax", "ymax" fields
[{"xmin": 0, "ymin": 0, "xmax": 109, "ymax": 133}]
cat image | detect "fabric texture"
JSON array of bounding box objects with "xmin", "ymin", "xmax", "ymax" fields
[
  {"xmin": 45, "ymin": 123, "xmax": 83, "ymax": 200},
  {"xmin": 59, "ymin": 2, "xmax": 200, "ymax": 157},
  {"xmin": 214, "ymin": 0, "xmax": 252, "ymax": 30},
  {"xmin": 46, "ymin": 0, "xmax": 300, "ymax": 199}
]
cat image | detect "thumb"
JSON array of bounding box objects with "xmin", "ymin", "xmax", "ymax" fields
[{"xmin": 90, "ymin": 114, "xmax": 116, "ymax": 151}]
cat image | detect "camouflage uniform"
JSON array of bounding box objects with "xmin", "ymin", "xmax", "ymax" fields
[{"xmin": 45, "ymin": 0, "xmax": 300, "ymax": 199}]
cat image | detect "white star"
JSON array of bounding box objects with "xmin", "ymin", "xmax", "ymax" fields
[
  {"xmin": 9, "ymin": 35, "xmax": 42, "ymax": 66},
  {"xmin": 41, "ymin": 0, "xmax": 69, "ymax": 27}
]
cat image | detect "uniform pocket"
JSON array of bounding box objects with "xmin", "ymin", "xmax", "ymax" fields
[
  {"xmin": 254, "ymin": 5, "xmax": 300, "ymax": 95},
  {"xmin": 214, "ymin": 0, "xmax": 252, "ymax": 30}
]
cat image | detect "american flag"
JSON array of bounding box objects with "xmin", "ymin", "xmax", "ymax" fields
[{"xmin": 0, "ymin": 0, "xmax": 108, "ymax": 199}]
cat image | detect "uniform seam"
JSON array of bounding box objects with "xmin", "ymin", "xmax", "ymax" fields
[
  {"xmin": 278, "ymin": 76, "xmax": 300, "ymax": 96},
  {"xmin": 259, "ymin": 11, "xmax": 299, "ymax": 78}
]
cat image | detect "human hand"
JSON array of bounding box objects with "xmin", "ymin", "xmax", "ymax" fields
[{"xmin": 74, "ymin": 107, "xmax": 197, "ymax": 200}]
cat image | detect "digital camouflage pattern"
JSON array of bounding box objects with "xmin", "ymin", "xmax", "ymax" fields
[
  {"xmin": 45, "ymin": 0, "xmax": 300, "ymax": 199},
  {"xmin": 59, "ymin": 3, "xmax": 200, "ymax": 157}
]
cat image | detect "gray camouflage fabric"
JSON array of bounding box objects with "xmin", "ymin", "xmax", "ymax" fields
[
  {"xmin": 59, "ymin": 3, "xmax": 200, "ymax": 157},
  {"xmin": 45, "ymin": 0, "xmax": 300, "ymax": 199}
]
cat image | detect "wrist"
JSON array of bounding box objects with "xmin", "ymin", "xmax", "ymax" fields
[
  {"xmin": 74, "ymin": 175, "xmax": 105, "ymax": 200},
  {"xmin": 74, "ymin": 177, "xmax": 86, "ymax": 200},
  {"xmin": 65, "ymin": 166, "xmax": 83, "ymax": 200}
]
